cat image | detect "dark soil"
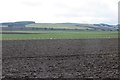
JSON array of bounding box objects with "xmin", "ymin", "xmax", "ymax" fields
[{"xmin": 2, "ymin": 39, "xmax": 119, "ymax": 78}]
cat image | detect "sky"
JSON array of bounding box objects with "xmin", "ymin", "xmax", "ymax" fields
[{"xmin": 0, "ymin": 0, "xmax": 119, "ymax": 24}]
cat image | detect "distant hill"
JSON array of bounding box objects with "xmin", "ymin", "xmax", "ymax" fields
[
  {"xmin": 1, "ymin": 21, "xmax": 35, "ymax": 27},
  {"xmin": 26, "ymin": 23, "xmax": 118, "ymax": 31},
  {"xmin": 0, "ymin": 21, "xmax": 118, "ymax": 31}
]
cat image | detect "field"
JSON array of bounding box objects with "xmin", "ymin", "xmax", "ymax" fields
[
  {"xmin": 26, "ymin": 23, "xmax": 93, "ymax": 30},
  {"xmin": 2, "ymin": 38, "xmax": 119, "ymax": 78},
  {"xmin": 1, "ymin": 29, "xmax": 119, "ymax": 79},
  {"xmin": 1, "ymin": 31, "xmax": 118, "ymax": 40}
]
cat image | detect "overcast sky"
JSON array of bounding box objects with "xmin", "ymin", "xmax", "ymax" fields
[{"xmin": 0, "ymin": 0, "xmax": 119, "ymax": 24}]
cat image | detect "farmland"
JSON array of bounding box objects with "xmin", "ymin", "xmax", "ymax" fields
[
  {"xmin": 1, "ymin": 22, "xmax": 119, "ymax": 79},
  {"xmin": 1, "ymin": 22, "xmax": 118, "ymax": 40},
  {"xmin": 1, "ymin": 31, "xmax": 118, "ymax": 40},
  {"xmin": 2, "ymin": 31, "xmax": 119, "ymax": 78},
  {"xmin": 2, "ymin": 39, "xmax": 119, "ymax": 78},
  {"xmin": 26, "ymin": 23, "xmax": 118, "ymax": 31},
  {"xmin": 26, "ymin": 23, "xmax": 93, "ymax": 30}
]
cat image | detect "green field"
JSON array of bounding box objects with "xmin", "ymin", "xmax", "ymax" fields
[
  {"xmin": 26, "ymin": 23, "xmax": 93, "ymax": 30},
  {"xmin": 1, "ymin": 31, "xmax": 118, "ymax": 40}
]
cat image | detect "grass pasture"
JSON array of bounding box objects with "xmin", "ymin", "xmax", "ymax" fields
[{"xmin": 1, "ymin": 31, "xmax": 118, "ymax": 40}]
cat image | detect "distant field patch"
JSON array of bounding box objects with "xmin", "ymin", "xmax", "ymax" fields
[{"xmin": 26, "ymin": 23, "xmax": 92, "ymax": 30}]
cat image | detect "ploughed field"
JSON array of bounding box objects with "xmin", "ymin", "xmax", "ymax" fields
[{"xmin": 2, "ymin": 39, "xmax": 118, "ymax": 78}]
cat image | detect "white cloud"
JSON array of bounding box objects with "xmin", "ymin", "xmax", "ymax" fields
[{"xmin": 0, "ymin": 0, "xmax": 119, "ymax": 24}]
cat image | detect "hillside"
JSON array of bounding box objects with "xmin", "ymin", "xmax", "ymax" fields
[
  {"xmin": 0, "ymin": 21, "xmax": 118, "ymax": 31},
  {"xmin": 26, "ymin": 23, "xmax": 118, "ymax": 31}
]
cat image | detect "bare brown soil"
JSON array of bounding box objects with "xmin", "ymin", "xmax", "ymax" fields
[{"xmin": 2, "ymin": 39, "xmax": 119, "ymax": 78}]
